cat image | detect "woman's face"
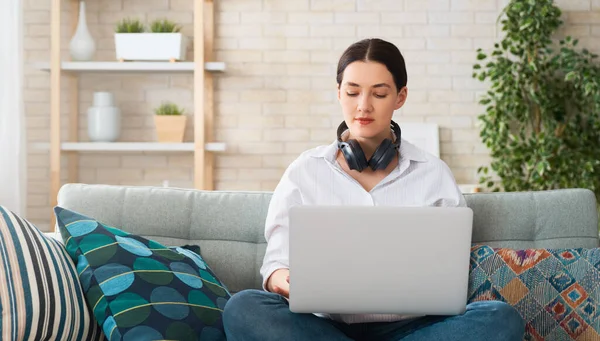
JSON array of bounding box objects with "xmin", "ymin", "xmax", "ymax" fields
[{"xmin": 337, "ymin": 60, "xmax": 407, "ymax": 141}]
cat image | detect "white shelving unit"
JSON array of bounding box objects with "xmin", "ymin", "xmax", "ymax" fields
[
  {"xmin": 33, "ymin": 61, "xmax": 226, "ymax": 73},
  {"xmin": 32, "ymin": 142, "xmax": 227, "ymax": 152},
  {"xmin": 45, "ymin": 0, "xmax": 222, "ymax": 229}
]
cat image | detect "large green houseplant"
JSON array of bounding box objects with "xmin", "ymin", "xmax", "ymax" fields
[{"xmin": 473, "ymin": 0, "xmax": 600, "ymax": 202}]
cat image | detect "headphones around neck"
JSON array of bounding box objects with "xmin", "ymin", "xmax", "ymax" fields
[{"xmin": 337, "ymin": 120, "xmax": 402, "ymax": 172}]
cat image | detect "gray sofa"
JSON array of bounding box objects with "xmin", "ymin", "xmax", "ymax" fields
[{"xmin": 56, "ymin": 183, "xmax": 600, "ymax": 295}]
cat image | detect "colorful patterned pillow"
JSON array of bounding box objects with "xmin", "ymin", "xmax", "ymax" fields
[
  {"xmin": 0, "ymin": 206, "xmax": 105, "ymax": 341},
  {"xmin": 468, "ymin": 245, "xmax": 600, "ymax": 341},
  {"xmin": 54, "ymin": 206, "xmax": 231, "ymax": 341}
]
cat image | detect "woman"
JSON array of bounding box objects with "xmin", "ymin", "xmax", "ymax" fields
[{"xmin": 223, "ymin": 38, "xmax": 525, "ymax": 341}]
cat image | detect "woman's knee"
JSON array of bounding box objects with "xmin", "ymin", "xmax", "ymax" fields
[
  {"xmin": 224, "ymin": 290, "xmax": 267, "ymax": 320},
  {"xmin": 469, "ymin": 300, "xmax": 525, "ymax": 340},
  {"xmin": 223, "ymin": 289, "xmax": 281, "ymax": 334}
]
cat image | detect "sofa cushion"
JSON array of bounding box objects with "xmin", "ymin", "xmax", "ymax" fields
[
  {"xmin": 468, "ymin": 245, "xmax": 600, "ymax": 340},
  {"xmin": 0, "ymin": 206, "xmax": 105, "ymax": 341},
  {"xmin": 54, "ymin": 206, "xmax": 231, "ymax": 341}
]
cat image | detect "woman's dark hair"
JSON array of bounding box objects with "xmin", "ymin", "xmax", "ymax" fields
[{"xmin": 336, "ymin": 38, "xmax": 407, "ymax": 92}]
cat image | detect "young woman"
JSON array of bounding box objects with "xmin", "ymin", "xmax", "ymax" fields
[{"xmin": 222, "ymin": 38, "xmax": 525, "ymax": 341}]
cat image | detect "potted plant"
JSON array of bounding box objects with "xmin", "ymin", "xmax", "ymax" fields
[
  {"xmin": 114, "ymin": 18, "xmax": 188, "ymax": 62},
  {"xmin": 154, "ymin": 102, "xmax": 187, "ymax": 143},
  {"xmin": 473, "ymin": 0, "xmax": 600, "ymax": 202}
]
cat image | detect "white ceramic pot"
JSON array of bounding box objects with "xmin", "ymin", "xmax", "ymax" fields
[
  {"xmin": 114, "ymin": 33, "xmax": 188, "ymax": 61},
  {"xmin": 69, "ymin": 1, "xmax": 96, "ymax": 61},
  {"xmin": 87, "ymin": 92, "xmax": 121, "ymax": 142}
]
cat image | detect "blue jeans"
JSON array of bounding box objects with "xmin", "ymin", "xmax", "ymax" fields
[{"xmin": 223, "ymin": 290, "xmax": 525, "ymax": 341}]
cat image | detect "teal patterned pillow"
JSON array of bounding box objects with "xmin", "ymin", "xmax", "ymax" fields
[
  {"xmin": 54, "ymin": 207, "xmax": 231, "ymax": 341},
  {"xmin": 468, "ymin": 245, "xmax": 600, "ymax": 341}
]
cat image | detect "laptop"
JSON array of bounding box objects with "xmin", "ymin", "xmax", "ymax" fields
[{"xmin": 288, "ymin": 205, "xmax": 474, "ymax": 316}]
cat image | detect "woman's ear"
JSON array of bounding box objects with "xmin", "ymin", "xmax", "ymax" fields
[
  {"xmin": 395, "ymin": 86, "xmax": 408, "ymax": 110},
  {"xmin": 337, "ymin": 83, "xmax": 341, "ymax": 101}
]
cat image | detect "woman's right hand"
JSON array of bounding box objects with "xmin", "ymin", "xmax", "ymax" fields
[{"xmin": 267, "ymin": 268, "xmax": 290, "ymax": 299}]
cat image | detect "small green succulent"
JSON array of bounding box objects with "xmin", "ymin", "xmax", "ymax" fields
[
  {"xmin": 115, "ymin": 18, "xmax": 145, "ymax": 33},
  {"xmin": 149, "ymin": 19, "xmax": 181, "ymax": 33},
  {"xmin": 154, "ymin": 102, "xmax": 184, "ymax": 116}
]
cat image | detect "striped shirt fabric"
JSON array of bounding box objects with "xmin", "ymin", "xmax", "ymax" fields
[
  {"xmin": 0, "ymin": 206, "xmax": 105, "ymax": 340},
  {"xmin": 260, "ymin": 138, "xmax": 467, "ymax": 324}
]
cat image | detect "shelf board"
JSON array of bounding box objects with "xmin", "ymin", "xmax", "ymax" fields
[
  {"xmin": 32, "ymin": 142, "xmax": 226, "ymax": 152},
  {"xmin": 458, "ymin": 184, "xmax": 481, "ymax": 194},
  {"xmin": 33, "ymin": 61, "xmax": 225, "ymax": 73}
]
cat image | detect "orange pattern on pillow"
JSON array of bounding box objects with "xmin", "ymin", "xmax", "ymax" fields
[{"xmin": 498, "ymin": 248, "xmax": 552, "ymax": 275}]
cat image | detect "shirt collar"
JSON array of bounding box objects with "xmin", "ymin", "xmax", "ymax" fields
[{"xmin": 310, "ymin": 138, "xmax": 429, "ymax": 164}]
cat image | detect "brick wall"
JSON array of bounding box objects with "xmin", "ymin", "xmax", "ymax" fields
[{"xmin": 23, "ymin": 0, "xmax": 599, "ymax": 230}]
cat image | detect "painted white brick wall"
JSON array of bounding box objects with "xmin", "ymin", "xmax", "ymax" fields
[{"xmin": 23, "ymin": 0, "xmax": 600, "ymax": 230}]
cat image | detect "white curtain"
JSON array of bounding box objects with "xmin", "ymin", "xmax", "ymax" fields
[{"xmin": 0, "ymin": 0, "xmax": 26, "ymax": 215}]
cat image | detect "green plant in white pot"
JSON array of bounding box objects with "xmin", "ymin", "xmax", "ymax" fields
[
  {"xmin": 154, "ymin": 102, "xmax": 187, "ymax": 143},
  {"xmin": 114, "ymin": 18, "xmax": 188, "ymax": 62}
]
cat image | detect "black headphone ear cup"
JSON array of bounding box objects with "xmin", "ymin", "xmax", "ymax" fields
[
  {"xmin": 369, "ymin": 138, "xmax": 394, "ymax": 170},
  {"xmin": 341, "ymin": 139, "xmax": 368, "ymax": 172}
]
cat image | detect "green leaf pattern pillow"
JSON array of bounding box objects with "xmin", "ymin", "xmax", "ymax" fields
[{"xmin": 54, "ymin": 207, "xmax": 230, "ymax": 341}]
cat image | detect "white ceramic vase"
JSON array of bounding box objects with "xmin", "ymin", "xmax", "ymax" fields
[
  {"xmin": 88, "ymin": 92, "xmax": 121, "ymax": 142},
  {"xmin": 69, "ymin": 1, "xmax": 95, "ymax": 61}
]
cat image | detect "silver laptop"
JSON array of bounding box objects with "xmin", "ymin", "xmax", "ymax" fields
[{"xmin": 288, "ymin": 205, "xmax": 474, "ymax": 316}]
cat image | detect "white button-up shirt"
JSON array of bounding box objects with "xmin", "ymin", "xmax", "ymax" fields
[{"xmin": 260, "ymin": 138, "xmax": 467, "ymax": 324}]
